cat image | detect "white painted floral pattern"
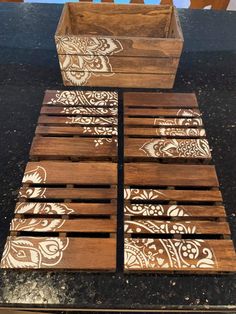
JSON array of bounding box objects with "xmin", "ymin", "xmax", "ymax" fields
[
  {"xmin": 139, "ymin": 138, "xmax": 211, "ymax": 159},
  {"xmin": 47, "ymin": 90, "xmax": 118, "ymax": 107},
  {"xmin": 56, "ymin": 37, "xmax": 123, "ymax": 85},
  {"xmin": 124, "ymin": 238, "xmax": 216, "ymax": 270},
  {"xmin": 1, "ymin": 237, "xmax": 69, "ymax": 268}
]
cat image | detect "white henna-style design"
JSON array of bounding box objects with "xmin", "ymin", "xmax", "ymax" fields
[
  {"xmin": 124, "ymin": 220, "xmax": 196, "ymax": 234},
  {"xmin": 139, "ymin": 139, "xmax": 211, "ymax": 159},
  {"xmin": 124, "ymin": 204, "xmax": 189, "ymax": 217},
  {"xmin": 56, "ymin": 37, "xmax": 123, "ymax": 85},
  {"xmin": 159, "ymin": 127, "xmax": 205, "ymax": 137},
  {"xmin": 47, "ymin": 90, "xmax": 118, "ymax": 107},
  {"xmin": 1, "ymin": 237, "xmax": 69, "ymax": 268},
  {"xmin": 124, "ymin": 238, "xmax": 216, "ymax": 270}
]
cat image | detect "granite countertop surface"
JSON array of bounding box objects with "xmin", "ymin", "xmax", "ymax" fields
[{"xmin": 0, "ymin": 3, "xmax": 235, "ymax": 311}]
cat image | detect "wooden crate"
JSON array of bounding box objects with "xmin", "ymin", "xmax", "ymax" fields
[
  {"xmin": 55, "ymin": 3, "xmax": 183, "ymax": 88},
  {"xmin": 123, "ymin": 92, "xmax": 236, "ymax": 273},
  {"xmin": 0, "ymin": 90, "xmax": 118, "ymax": 271}
]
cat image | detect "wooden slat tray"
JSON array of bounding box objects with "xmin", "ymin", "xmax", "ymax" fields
[
  {"xmin": 124, "ymin": 162, "xmax": 236, "ymax": 273},
  {"xmin": 0, "ymin": 90, "xmax": 118, "ymax": 271},
  {"xmin": 124, "ymin": 92, "xmax": 211, "ymax": 162},
  {"xmin": 1, "ymin": 161, "xmax": 117, "ymax": 270},
  {"xmin": 31, "ymin": 90, "xmax": 118, "ymax": 161}
]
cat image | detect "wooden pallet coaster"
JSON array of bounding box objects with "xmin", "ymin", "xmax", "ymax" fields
[
  {"xmin": 124, "ymin": 92, "xmax": 210, "ymax": 163},
  {"xmin": 32, "ymin": 90, "xmax": 118, "ymax": 161},
  {"xmin": 123, "ymin": 92, "xmax": 236, "ymax": 273},
  {"xmin": 0, "ymin": 90, "xmax": 118, "ymax": 270}
]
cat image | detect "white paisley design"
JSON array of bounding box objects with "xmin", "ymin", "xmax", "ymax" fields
[
  {"xmin": 61, "ymin": 106, "xmax": 117, "ymax": 116},
  {"xmin": 47, "ymin": 90, "xmax": 118, "ymax": 107},
  {"xmin": 139, "ymin": 139, "xmax": 211, "ymax": 159},
  {"xmin": 154, "ymin": 117, "xmax": 203, "ymax": 127},
  {"xmin": 21, "ymin": 166, "xmax": 47, "ymax": 199},
  {"xmin": 125, "ymin": 220, "xmax": 196, "ymax": 234},
  {"xmin": 159, "ymin": 127, "xmax": 205, "ymax": 137},
  {"xmin": 124, "ymin": 204, "xmax": 189, "ymax": 217},
  {"xmin": 56, "ymin": 37, "xmax": 123, "ymax": 85},
  {"xmin": 1, "ymin": 237, "xmax": 69, "ymax": 268},
  {"xmin": 124, "ymin": 188, "xmax": 166, "ymax": 201},
  {"xmin": 124, "ymin": 238, "xmax": 216, "ymax": 270}
]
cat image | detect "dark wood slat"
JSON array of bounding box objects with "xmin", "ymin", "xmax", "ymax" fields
[
  {"xmin": 41, "ymin": 106, "xmax": 117, "ymax": 116},
  {"xmin": 19, "ymin": 187, "xmax": 117, "ymax": 200},
  {"xmin": 124, "ymin": 117, "xmax": 203, "ymax": 127},
  {"xmin": 124, "ymin": 238, "xmax": 236, "ymax": 272},
  {"xmin": 15, "ymin": 202, "xmax": 116, "ymax": 216},
  {"xmin": 11, "ymin": 218, "xmax": 116, "ymax": 233},
  {"xmin": 38, "ymin": 116, "xmax": 117, "ymax": 126},
  {"xmin": 61, "ymin": 72, "xmax": 175, "ymax": 89},
  {"xmin": 124, "ymin": 92, "xmax": 198, "ymax": 108},
  {"xmin": 23, "ymin": 162, "xmax": 117, "ymax": 185},
  {"xmin": 124, "ymin": 204, "xmax": 226, "ymax": 218},
  {"xmin": 36, "ymin": 125, "xmax": 117, "ymax": 137},
  {"xmin": 124, "ymin": 138, "xmax": 211, "ymax": 160},
  {"xmin": 30, "ymin": 137, "xmax": 117, "ymax": 159},
  {"xmin": 1, "ymin": 237, "xmax": 116, "ymax": 270},
  {"xmin": 125, "ymin": 127, "xmax": 206, "ymax": 138},
  {"xmin": 124, "ymin": 220, "xmax": 230, "ymax": 235},
  {"xmin": 125, "ymin": 163, "xmax": 219, "ymax": 187},
  {"xmin": 125, "ymin": 108, "xmax": 201, "ymax": 117}
]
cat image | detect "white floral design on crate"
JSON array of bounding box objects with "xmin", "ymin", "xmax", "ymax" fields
[
  {"xmin": 47, "ymin": 90, "xmax": 118, "ymax": 107},
  {"xmin": 124, "ymin": 204, "xmax": 189, "ymax": 217},
  {"xmin": 124, "ymin": 238, "xmax": 216, "ymax": 270},
  {"xmin": 125, "ymin": 220, "xmax": 196, "ymax": 235},
  {"xmin": 1, "ymin": 237, "xmax": 69, "ymax": 268},
  {"xmin": 139, "ymin": 139, "xmax": 211, "ymax": 159},
  {"xmin": 61, "ymin": 106, "xmax": 117, "ymax": 116},
  {"xmin": 56, "ymin": 36, "xmax": 123, "ymax": 85},
  {"xmin": 159, "ymin": 127, "xmax": 205, "ymax": 137}
]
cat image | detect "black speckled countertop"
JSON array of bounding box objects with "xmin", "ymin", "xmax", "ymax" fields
[{"xmin": 0, "ymin": 3, "xmax": 235, "ymax": 312}]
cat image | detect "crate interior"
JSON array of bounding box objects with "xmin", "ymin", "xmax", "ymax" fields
[{"xmin": 58, "ymin": 3, "xmax": 176, "ymax": 39}]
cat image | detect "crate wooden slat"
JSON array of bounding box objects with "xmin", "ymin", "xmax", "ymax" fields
[
  {"xmin": 123, "ymin": 92, "xmax": 236, "ymax": 273},
  {"xmin": 124, "ymin": 93, "xmax": 211, "ymax": 163},
  {"xmin": 0, "ymin": 90, "xmax": 118, "ymax": 271}
]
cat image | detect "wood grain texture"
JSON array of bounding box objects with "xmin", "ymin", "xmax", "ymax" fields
[
  {"xmin": 19, "ymin": 187, "xmax": 117, "ymax": 200},
  {"xmin": 125, "ymin": 163, "xmax": 219, "ymax": 187},
  {"xmin": 11, "ymin": 218, "xmax": 116, "ymax": 233},
  {"xmin": 124, "ymin": 92, "xmax": 198, "ymax": 108},
  {"xmin": 30, "ymin": 137, "xmax": 117, "ymax": 159},
  {"xmin": 58, "ymin": 55, "xmax": 179, "ymax": 74},
  {"xmin": 61, "ymin": 72, "xmax": 175, "ymax": 88},
  {"xmin": 23, "ymin": 162, "xmax": 117, "ymax": 185},
  {"xmin": 125, "ymin": 127, "xmax": 206, "ymax": 138}
]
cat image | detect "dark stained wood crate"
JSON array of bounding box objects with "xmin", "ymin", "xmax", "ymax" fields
[
  {"xmin": 124, "ymin": 92, "xmax": 211, "ymax": 163},
  {"xmin": 123, "ymin": 92, "xmax": 236, "ymax": 273},
  {"xmin": 0, "ymin": 90, "xmax": 118, "ymax": 271},
  {"xmin": 55, "ymin": 3, "xmax": 183, "ymax": 88}
]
